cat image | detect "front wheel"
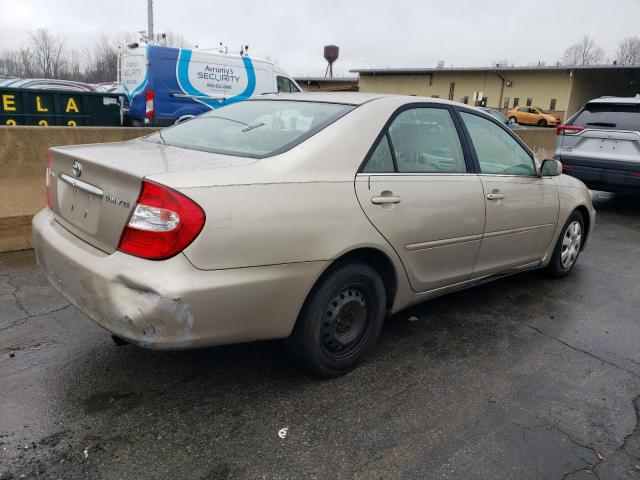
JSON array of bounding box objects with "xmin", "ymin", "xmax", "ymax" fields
[
  {"xmin": 509, "ymin": 116, "xmax": 517, "ymax": 124},
  {"xmin": 285, "ymin": 262, "xmax": 386, "ymax": 378},
  {"xmin": 537, "ymin": 119, "xmax": 547, "ymax": 127},
  {"xmin": 546, "ymin": 211, "xmax": 584, "ymax": 277}
]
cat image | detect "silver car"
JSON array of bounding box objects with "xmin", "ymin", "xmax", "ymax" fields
[
  {"xmin": 33, "ymin": 92, "xmax": 595, "ymax": 377},
  {"xmin": 555, "ymin": 96, "xmax": 640, "ymax": 193}
]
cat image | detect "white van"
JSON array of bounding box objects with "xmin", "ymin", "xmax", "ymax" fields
[{"xmin": 119, "ymin": 44, "xmax": 301, "ymax": 126}]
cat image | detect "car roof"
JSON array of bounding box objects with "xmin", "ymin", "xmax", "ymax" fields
[
  {"xmin": 587, "ymin": 95, "xmax": 640, "ymax": 105},
  {"xmin": 258, "ymin": 91, "xmax": 480, "ymax": 108}
]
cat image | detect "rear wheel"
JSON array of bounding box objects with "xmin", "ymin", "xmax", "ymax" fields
[
  {"xmin": 546, "ymin": 211, "xmax": 584, "ymax": 277},
  {"xmin": 286, "ymin": 262, "xmax": 386, "ymax": 378},
  {"xmin": 537, "ymin": 119, "xmax": 547, "ymax": 127}
]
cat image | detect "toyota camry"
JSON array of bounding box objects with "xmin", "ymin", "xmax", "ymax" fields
[{"xmin": 32, "ymin": 92, "xmax": 595, "ymax": 377}]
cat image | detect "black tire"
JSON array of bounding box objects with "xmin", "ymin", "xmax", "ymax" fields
[
  {"xmin": 546, "ymin": 210, "xmax": 584, "ymax": 277},
  {"xmin": 537, "ymin": 119, "xmax": 547, "ymax": 127},
  {"xmin": 509, "ymin": 116, "xmax": 517, "ymax": 124},
  {"xmin": 286, "ymin": 262, "xmax": 386, "ymax": 378}
]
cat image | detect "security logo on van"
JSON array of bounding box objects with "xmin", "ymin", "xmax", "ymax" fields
[{"xmin": 177, "ymin": 49, "xmax": 256, "ymax": 109}]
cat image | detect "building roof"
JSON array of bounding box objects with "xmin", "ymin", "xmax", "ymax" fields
[
  {"xmin": 350, "ymin": 64, "xmax": 640, "ymax": 75},
  {"xmin": 294, "ymin": 76, "xmax": 359, "ymax": 83}
]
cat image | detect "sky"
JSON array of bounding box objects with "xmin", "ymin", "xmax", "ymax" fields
[{"xmin": 1, "ymin": 0, "xmax": 639, "ymax": 77}]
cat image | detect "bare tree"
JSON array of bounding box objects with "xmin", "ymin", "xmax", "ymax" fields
[
  {"xmin": 0, "ymin": 29, "xmax": 193, "ymax": 83},
  {"xmin": 28, "ymin": 28, "xmax": 68, "ymax": 77},
  {"xmin": 84, "ymin": 36, "xmax": 119, "ymax": 82},
  {"xmin": 162, "ymin": 31, "xmax": 191, "ymax": 48},
  {"xmin": 561, "ymin": 34, "xmax": 606, "ymax": 66},
  {"xmin": 615, "ymin": 36, "xmax": 640, "ymax": 65}
]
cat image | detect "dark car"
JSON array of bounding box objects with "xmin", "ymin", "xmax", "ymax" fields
[
  {"xmin": 555, "ymin": 96, "xmax": 640, "ymax": 193},
  {"xmin": 478, "ymin": 107, "xmax": 524, "ymax": 130}
]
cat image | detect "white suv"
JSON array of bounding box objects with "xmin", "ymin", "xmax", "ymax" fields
[{"xmin": 555, "ymin": 96, "xmax": 640, "ymax": 193}]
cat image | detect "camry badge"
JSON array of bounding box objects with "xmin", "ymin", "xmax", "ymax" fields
[{"xmin": 72, "ymin": 161, "xmax": 82, "ymax": 178}]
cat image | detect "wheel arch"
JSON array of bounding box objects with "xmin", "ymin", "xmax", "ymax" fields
[
  {"xmin": 310, "ymin": 247, "xmax": 399, "ymax": 313},
  {"xmin": 575, "ymin": 204, "xmax": 592, "ymax": 248}
]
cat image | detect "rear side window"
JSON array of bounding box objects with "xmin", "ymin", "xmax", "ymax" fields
[
  {"xmin": 387, "ymin": 107, "xmax": 466, "ymax": 173},
  {"xmin": 145, "ymin": 100, "xmax": 353, "ymax": 158},
  {"xmin": 460, "ymin": 111, "xmax": 535, "ymax": 176},
  {"xmin": 363, "ymin": 135, "xmax": 394, "ymax": 173},
  {"xmin": 277, "ymin": 76, "xmax": 299, "ymax": 93},
  {"xmin": 571, "ymin": 103, "xmax": 640, "ymax": 131}
]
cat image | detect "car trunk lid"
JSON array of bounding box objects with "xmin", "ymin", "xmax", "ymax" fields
[{"xmin": 48, "ymin": 139, "xmax": 257, "ymax": 253}]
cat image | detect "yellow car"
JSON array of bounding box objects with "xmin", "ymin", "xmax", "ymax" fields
[{"xmin": 507, "ymin": 106, "xmax": 561, "ymax": 127}]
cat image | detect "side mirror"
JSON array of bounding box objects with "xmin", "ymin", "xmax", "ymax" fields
[{"xmin": 540, "ymin": 159, "xmax": 562, "ymax": 176}]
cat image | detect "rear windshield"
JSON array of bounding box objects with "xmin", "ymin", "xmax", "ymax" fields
[
  {"xmin": 571, "ymin": 103, "xmax": 640, "ymax": 131},
  {"xmin": 144, "ymin": 100, "xmax": 354, "ymax": 158}
]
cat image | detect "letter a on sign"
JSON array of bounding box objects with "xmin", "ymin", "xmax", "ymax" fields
[{"xmin": 66, "ymin": 98, "xmax": 79, "ymax": 113}]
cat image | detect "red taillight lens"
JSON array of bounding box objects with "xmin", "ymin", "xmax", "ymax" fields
[
  {"xmin": 45, "ymin": 151, "xmax": 52, "ymax": 209},
  {"xmin": 145, "ymin": 88, "xmax": 155, "ymax": 120},
  {"xmin": 118, "ymin": 180, "xmax": 205, "ymax": 260},
  {"xmin": 563, "ymin": 163, "xmax": 574, "ymax": 171},
  {"xmin": 556, "ymin": 125, "xmax": 585, "ymax": 136}
]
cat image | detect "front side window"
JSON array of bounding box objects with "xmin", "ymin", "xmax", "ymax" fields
[
  {"xmin": 144, "ymin": 100, "xmax": 352, "ymax": 158},
  {"xmin": 387, "ymin": 107, "xmax": 466, "ymax": 173},
  {"xmin": 460, "ymin": 111, "xmax": 535, "ymax": 176}
]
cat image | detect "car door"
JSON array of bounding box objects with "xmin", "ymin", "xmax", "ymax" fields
[
  {"xmin": 458, "ymin": 110, "xmax": 559, "ymax": 277},
  {"xmin": 355, "ymin": 105, "xmax": 485, "ymax": 292}
]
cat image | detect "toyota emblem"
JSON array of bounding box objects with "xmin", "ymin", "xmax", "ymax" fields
[{"xmin": 72, "ymin": 161, "xmax": 82, "ymax": 177}]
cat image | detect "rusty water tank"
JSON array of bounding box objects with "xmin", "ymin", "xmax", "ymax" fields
[{"xmin": 324, "ymin": 45, "xmax": 339, "ymax": 65}]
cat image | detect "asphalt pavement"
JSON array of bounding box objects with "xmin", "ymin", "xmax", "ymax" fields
[{"xmin": 1, "ymin": 191, "xmax": 639, "ymax": 479}]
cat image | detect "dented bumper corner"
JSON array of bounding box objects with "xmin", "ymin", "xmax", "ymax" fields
[{"xmin": 32, "ymin": 209, "xmax": 327, "ymax": 350}]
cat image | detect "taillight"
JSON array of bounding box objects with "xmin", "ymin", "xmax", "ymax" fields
[
  {"xmin": 145, "ymin": 88, "xmax": 155, "ymax": 120},
  {"xmin": 563, "ymin": 163, "xmax": 574, "ymax": 171},
  {"xmin": 118, "ymin": 180, "xmax": 205, "ymax": 260},
  {"xmin": 45, "ymin": 151, "xmax": 52, "ymax": 209},
  {"xmin": 556, "ymin": 125, "xmax": 584, "ymax": 136}
]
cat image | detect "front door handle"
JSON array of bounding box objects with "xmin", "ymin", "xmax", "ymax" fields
[
  {"xmin": 486, "ymin": 193, "xmax": 505, "ymax": 200},
  {"xmin": 371, "ymin": 195, "xmax": 401, "ymax": 205}
]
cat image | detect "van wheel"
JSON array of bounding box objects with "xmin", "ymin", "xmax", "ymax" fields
[
  {"xmin": 286, "ymin": 262, "xmax": 386, "ymax": 378},
  {"xmin": 546, "ymin": 211, "xmax": 584, "ymax": 277},
  {"xmin": 537, "ymin": 119, "xmax": 547, "ymax": 127}
]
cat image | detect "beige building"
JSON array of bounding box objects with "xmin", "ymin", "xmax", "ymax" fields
[
  {"xmin": 294, "ymin": 76, "xmax": 358, "ymax": 92},
  {"xmin": 352, "ymin": 65, "xmax": 640, "ymax": 121}
]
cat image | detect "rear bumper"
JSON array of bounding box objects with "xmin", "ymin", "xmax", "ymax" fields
[
  {"xmin": 556, "ymin": 155, "xmax": 640, "ymax": 193},
  {"xmin": 32, "ymin": 209, "xmax": 325, "ymax": 349}
]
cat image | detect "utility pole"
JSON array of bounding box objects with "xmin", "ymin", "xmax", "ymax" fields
[{"xmin": 147, "ymin": 0, "xmax": 154, "ymax": 42}]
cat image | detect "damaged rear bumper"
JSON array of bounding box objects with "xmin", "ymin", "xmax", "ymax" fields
[{"xmin": 32, "ymin": 209, "xmax": 326, "ymax": 350}]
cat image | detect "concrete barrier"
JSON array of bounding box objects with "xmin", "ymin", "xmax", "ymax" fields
[
  {"xmin": 0, "ymin": 126, "xmax": 157, "ymax": 252},
  {"xmin": 0, "ymin": 125, "xmax": 558, "ymax": 253},
  {"xmin": 515, "ymin": 128, "xmax": 557, "ymax": 161}
]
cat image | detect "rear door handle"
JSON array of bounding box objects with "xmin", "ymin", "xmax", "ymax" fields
[
  {"xmin": 486, "ymin": 193, "xmax": 505, "ymax": 200},
  {"xmin": 371, "ymin": 195, "xmax": 401, "ymax": 205}
]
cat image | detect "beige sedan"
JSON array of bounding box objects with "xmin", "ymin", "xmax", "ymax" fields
[{"xmin": 32, "ymin": 92, "xmax": 595, "ymax": 377}]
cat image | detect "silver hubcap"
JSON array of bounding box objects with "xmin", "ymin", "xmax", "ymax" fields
[{"xmin": 561, "ymin": 221, "xmax": 582, "ymax": 269}]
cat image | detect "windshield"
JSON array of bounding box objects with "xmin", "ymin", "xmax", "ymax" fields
[{"xmin": 144, "ymin": 100, "xmax": 354, "ymax": 158}]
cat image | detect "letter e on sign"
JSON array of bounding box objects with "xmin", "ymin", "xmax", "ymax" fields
[
  {"xmin": 66, "ymin": 97, "xmax": 79, "ymax": 113},
  {"xmin": 2, "ymin": 94, "xmax": 16, "ymax": 112}
]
